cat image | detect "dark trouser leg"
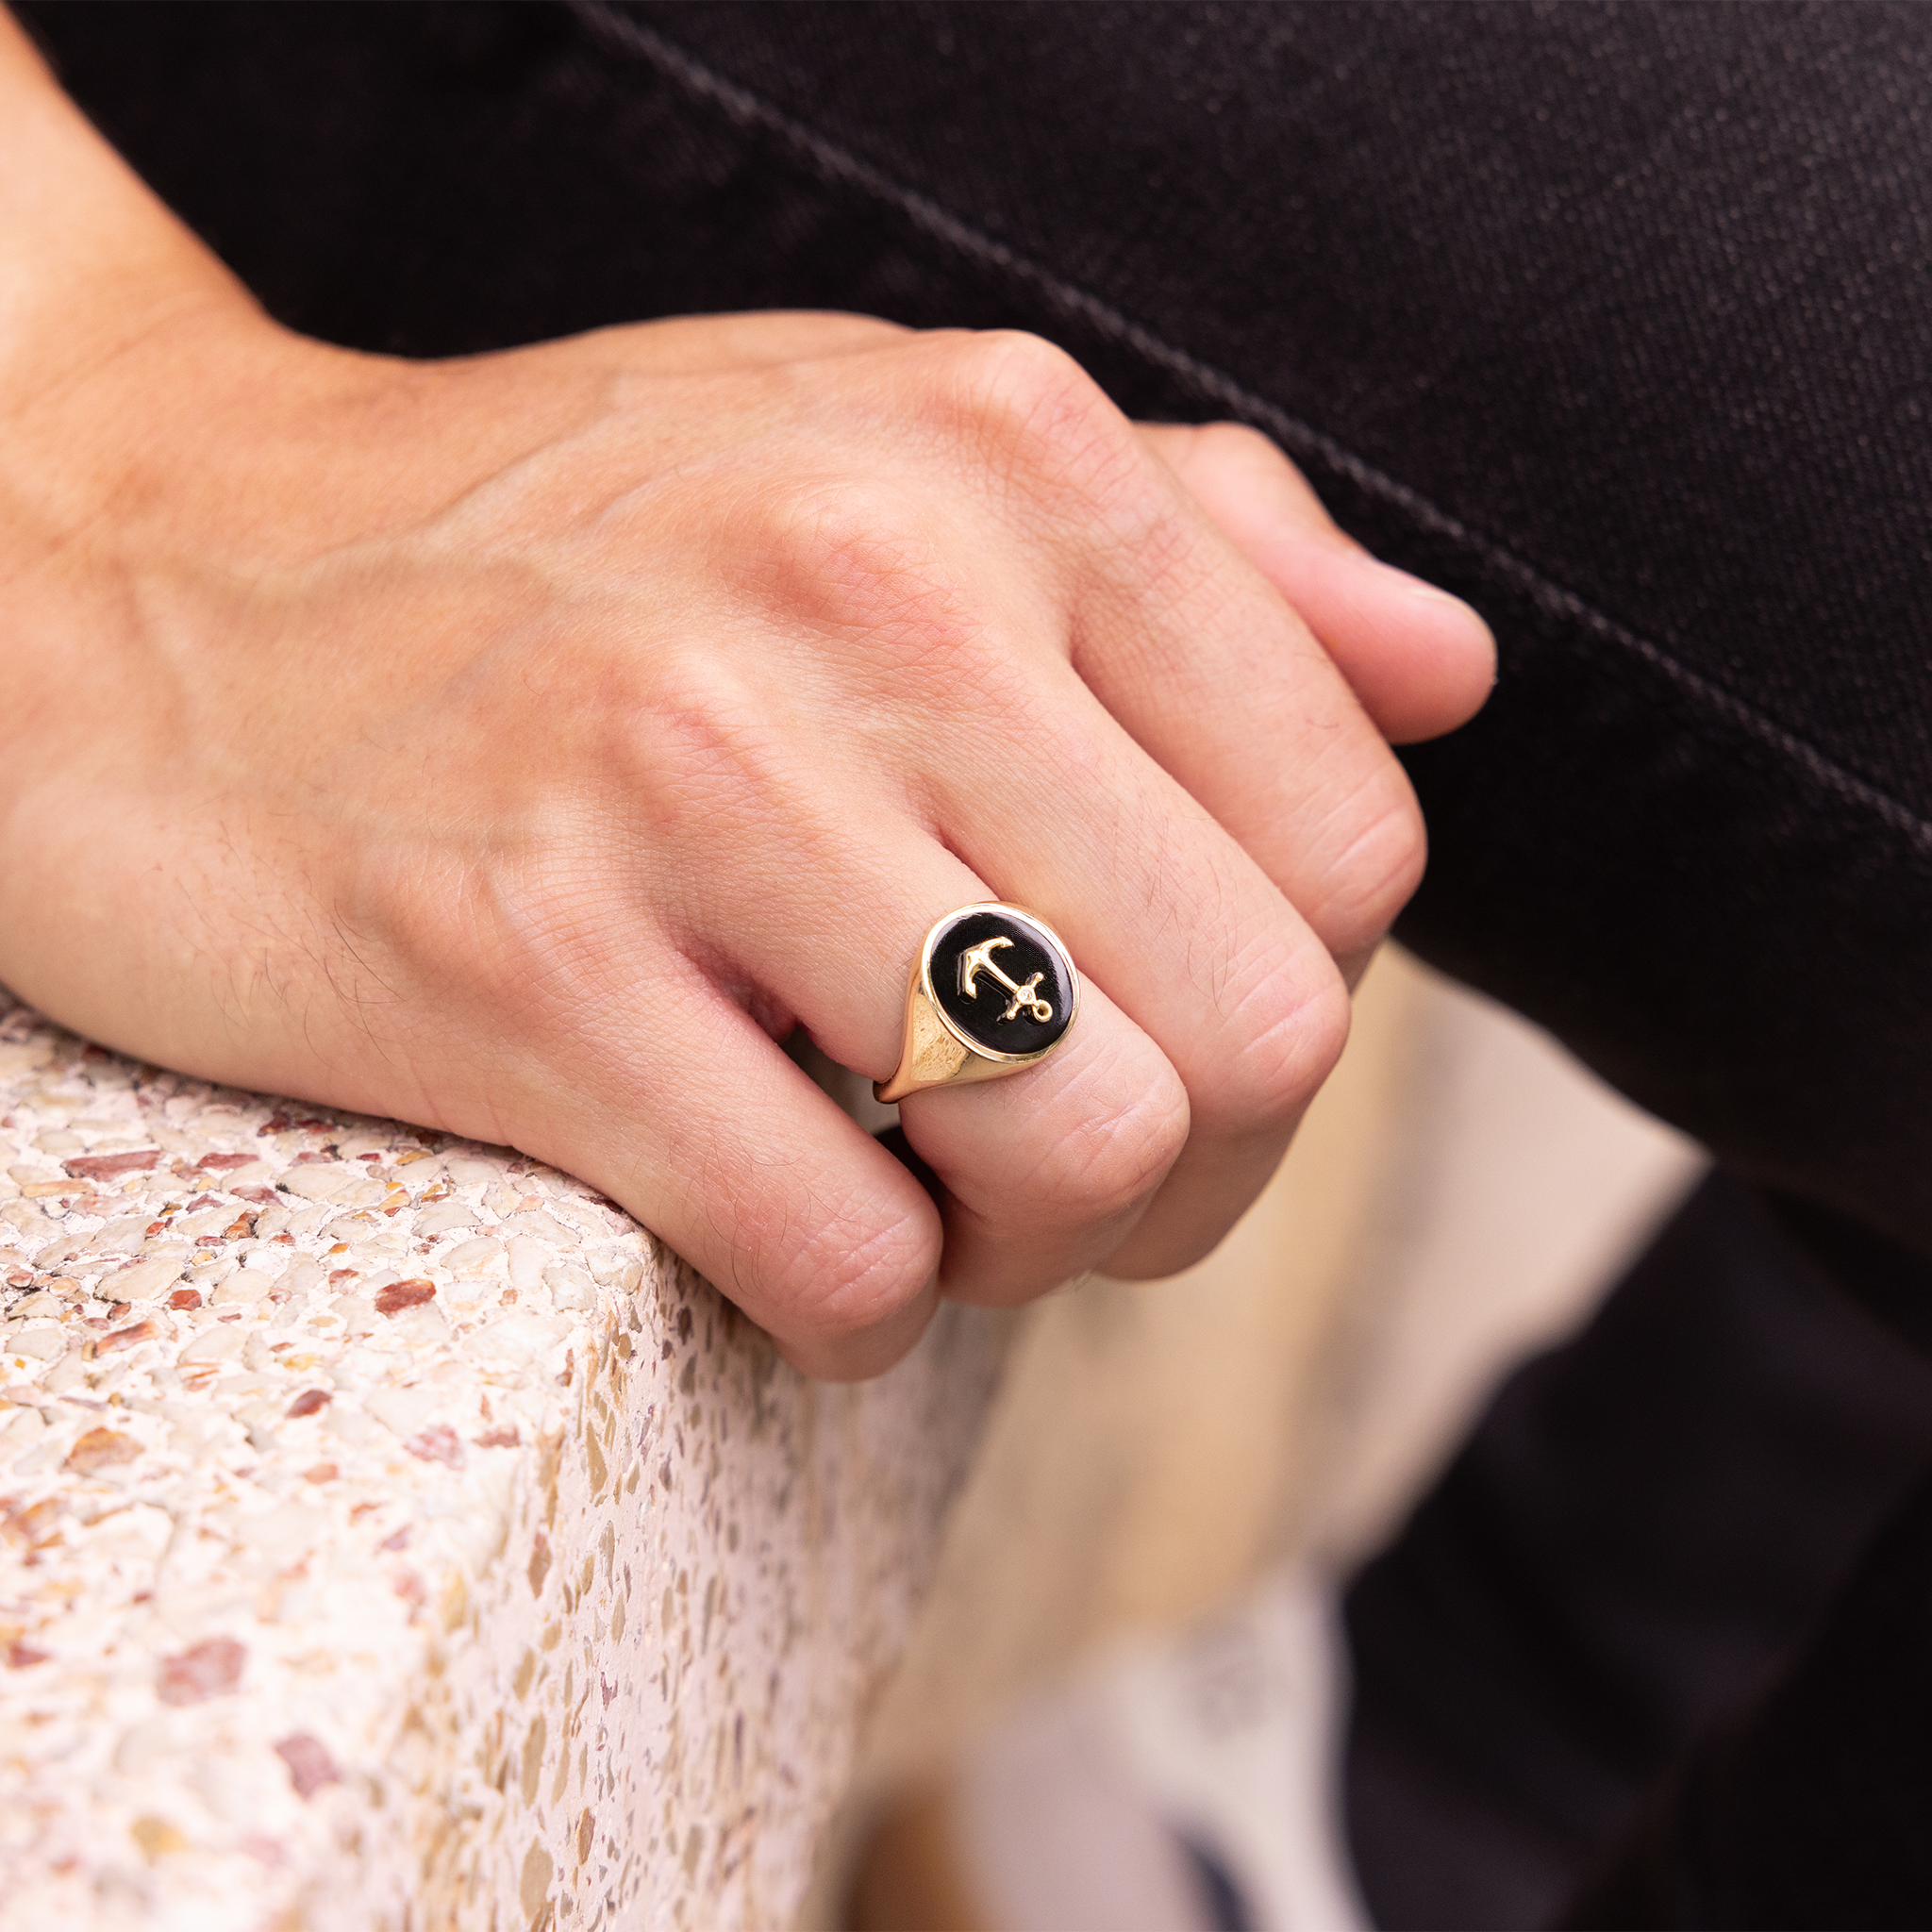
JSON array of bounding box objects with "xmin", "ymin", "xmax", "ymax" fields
[
  {"xmin": 20, "ymin": 2, "xmax": 1932, "ymax": 1918},
  {"xmin": 1344, "ymin": 1176, "xmax": 1932, "ymax": 1927},
  {"xmin": 1564, "ymin": 1441, "xmax": 1932, "ymax": 1930}
]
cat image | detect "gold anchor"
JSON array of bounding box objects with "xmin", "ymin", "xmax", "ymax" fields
[{"xmin": 958, "ymin": 936, "xmax": 1054, "ymax": 1024}]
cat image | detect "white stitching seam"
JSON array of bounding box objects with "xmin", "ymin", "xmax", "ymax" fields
[{"xmin": 572, "ymin": 0, "xmax": 1932, "ymax": 854}]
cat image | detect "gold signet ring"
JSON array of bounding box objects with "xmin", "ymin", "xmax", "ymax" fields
[{"xmin": 875, "ymin": 903, "xmax": 1081, "ymax": 1104}]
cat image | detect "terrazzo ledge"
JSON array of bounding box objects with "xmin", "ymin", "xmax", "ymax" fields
[{"xmin": 0, "ymin": 997, "xmax": 1005, "ymax": 1930}]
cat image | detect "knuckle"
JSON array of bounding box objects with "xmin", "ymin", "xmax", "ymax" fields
[
  {"xmin": 1158, "ymin": 419, "xmax": 1336, "ymax": 542},
  {"xmin": 739, "ymin": 478, "xmax": 991, "ymax": 675},
  {"xmin": 1208, "ymin": 958, "xmax": 1352, "ymax": 1133},
  {"xmin": 340, "ymin": 841, "xmax": 578, "ymax": 1044},
  {"xmin": 622, "ymin": 652, "xmax": 790, "ymax": 831},
  {"xmin": 1316, "ymin": 771, "xmax": 1429, "ymax": 956},
  {"xmin": 753, "ymin": 1184, "xmax": 941, "ymax": 1344},
  {"xmin": 417, "ymin": 867, "xmax": 582, "ymax": 1026},
  {"xmin": 924, "ymin": 329, "xmax": 1144, "ymax": 510},
  {"xmin": 1038, "ymin": 1053, "xmax": 1191, "ymax": 1224},
  {"xmin": 740, "ymin": 476, "xmax": 915, "ymax": 603},
  {"xmin": 936, "ymin": 327, "xmax": 1093, "ymax": 417}
]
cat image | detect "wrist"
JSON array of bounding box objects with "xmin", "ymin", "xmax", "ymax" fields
[
  {"xmin": 0, "ymin": 12, "xmax": 243, "ymax": 365},
  {"xmin": 0, "ymin": 10, "xmax": 258, "ymax": 522},
  {"xmin": 0, "ymin": 15, "xmax": 275, "ymax": 902}
]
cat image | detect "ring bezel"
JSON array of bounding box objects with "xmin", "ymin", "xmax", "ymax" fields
[
  {"xmin": 875, "ymin": 902, "xmax": 1081, "ymax": 1103},
  {"xmin": 919, "ymin": 901, "xmax": 1080, "ymax": 1067}
]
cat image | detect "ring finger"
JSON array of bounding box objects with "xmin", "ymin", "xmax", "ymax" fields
[{"xmin": 688, "ymin": 803, "xmax": 1192, "ymax": 1310}]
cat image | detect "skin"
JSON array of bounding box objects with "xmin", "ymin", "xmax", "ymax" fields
[{"xmin": 0, "ymin": 14, "xmax": 1493, "ymax": 1380}]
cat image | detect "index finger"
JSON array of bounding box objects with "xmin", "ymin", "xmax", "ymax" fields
[
  {"xmin": 1139, "ymin": 422, "xmax": 1496, "ymax": 747},
  {"xmin": 1052, "ymin": 432, "xmax": 1437, "ymax": 966}
]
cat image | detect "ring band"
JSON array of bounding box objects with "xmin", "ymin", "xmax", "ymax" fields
[{"xmin": 875, "ymin": 903, "xmax": 1081, "ymax": 1104}]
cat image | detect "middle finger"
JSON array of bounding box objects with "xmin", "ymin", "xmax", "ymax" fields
[{"xmin": 927, "ymin": 655, "xmax": 1352, "ymax": 1279}]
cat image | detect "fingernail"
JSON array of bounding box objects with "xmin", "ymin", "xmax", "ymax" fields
[
  {"xmin": 1381, "ymin": 561, "xmax": 1475, "ymax": 611},
  {"xmin": 1382, "ymin": 563, "xmax": 1493, "ymax": 641}
]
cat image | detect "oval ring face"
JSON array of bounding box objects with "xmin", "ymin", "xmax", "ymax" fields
[{"xmin": 924, "ymin": 905, "xmax": 1079, "ymax": 1062}]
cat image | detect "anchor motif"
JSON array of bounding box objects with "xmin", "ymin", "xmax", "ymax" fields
[{"xmin": 958, "ymin": 936, "xmax": 1054, "ymax": 1024}]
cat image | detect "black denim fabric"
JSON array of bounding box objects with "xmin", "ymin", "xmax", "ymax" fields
[
  {"xmin": 17, "ymin": 3, "xmax": 1932, "ymax": 1922},
  {"xmin": 1563, "ymin": 1452, "xmax": 1932, "ymax": 1931},
  {"xmin": 1345, "ymin": 1174, "xmax": 1932, "ymax": 1927}
]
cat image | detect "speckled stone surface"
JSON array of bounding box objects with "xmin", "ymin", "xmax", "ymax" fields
[{"xmin": 0, "ymin": 998, "xmax": 1004, "ymax": 1929}]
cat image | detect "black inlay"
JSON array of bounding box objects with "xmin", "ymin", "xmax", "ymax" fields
[{"xmin": 928, "ymin": 909, "xmax": 1074, "ymax": 1059}]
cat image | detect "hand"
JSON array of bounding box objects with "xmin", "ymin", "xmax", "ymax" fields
[{"xmin": 0, "ymin": 23, "xmax": 1491, "ymax": 1377}]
